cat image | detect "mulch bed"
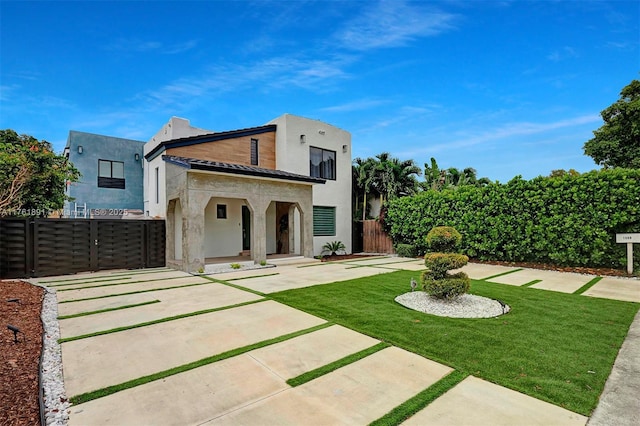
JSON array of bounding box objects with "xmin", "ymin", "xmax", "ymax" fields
[
  {"xmin": 1, "ymin": 280, "xmax": 44, "ymax": 426},
  {"xmin": 469, "ymin": 259, "xmax": 636, "ymax": 278}
]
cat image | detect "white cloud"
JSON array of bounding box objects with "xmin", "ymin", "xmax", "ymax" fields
[
  {"xmin": 106, "ymin": 38, "xmax": 198, "ymax": 54},
  {"xmin": 336, "ymin": 0, "xmax": 457, "ymax": 51},
  {"xmin": 320, "ymin": 98, "xmax": 387, "ymax": 112},
  {"xmin": 397, "ymin": 113, "xmax": 601, "ymax": 157},
  {"xmin": 547, "ymin": 46, "xmax": 579, "ymax": 61},
  {"xmin": 135, "ymin": 54, "xmax": 353, "ymax": 110}
]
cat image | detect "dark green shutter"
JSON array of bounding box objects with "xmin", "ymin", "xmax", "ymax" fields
[{"xmin": 313, "ymin": 206, "xmax": 335, "ymax": 236}]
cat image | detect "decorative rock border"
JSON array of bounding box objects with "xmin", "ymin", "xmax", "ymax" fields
[{"xmin": 395, "ymin": 292, "xmax": 510, "ymax": 318}]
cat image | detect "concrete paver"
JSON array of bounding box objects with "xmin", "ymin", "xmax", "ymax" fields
[
  {"xmin": 48, "ymin": 270, "xmax": 191, "ymax": 290},
  {"xmin": 455, "ymin": 262, "xmax": 520, "ymax": 280},
  {"xmin": 403, "ymin": 376, "xmax": 587, "ymax": 426},
  {"xmin": 59, "ymin": 283, "xmax": 263, "ymax": 338},
  {"xmin": 68, "ymin": 325, "xmax": 381, "ymax": 426},
  {"xmin": 209, "ymin": 347, "xmax": 453, "ymax": 425},
  {"xmin": 56, "ymin": 275, "xmax": 209, "ymax": 302},
  {"xmin": 488, "ymin": 268, "xmax": 545, "ymax": 286},
  {"xmin": 248, "ymin": 325, "xmax": 379, "ymax": 380},
  {"xmin": 228, "ymin": 263, "xmax": 392, "ymax": 293},
  {"xmin": 61, "ymin": 300, "xmax": 325, "ymax": 397},
  {"xmin": 527, "ymin": 270, "xmax": 594, "ymax": 293},
  {"xmin": 68, "ymin": 354, "xmax": 288, "ymax": 426},
  {"xmin": 583, "ymin": 277, "xmax": 640, "ymax": 303},
  {"xmin": 30, "ymin": 267, "xmax": 173, "ymax": 284}
]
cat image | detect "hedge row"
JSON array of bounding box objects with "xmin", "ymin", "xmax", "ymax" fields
[{"xmin": 384, "ymin": 168, "xmax": 640, "ymax": 269}]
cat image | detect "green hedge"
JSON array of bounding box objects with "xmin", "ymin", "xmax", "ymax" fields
[{"xmin": 384, "ymin": 169, "xmax": 640, "ymax": 269}]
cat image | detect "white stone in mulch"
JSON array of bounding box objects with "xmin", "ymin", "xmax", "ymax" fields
[
  {"xmin": 395, "ymin": 291, "xmax": 510, "ymax": 318},
  {"xmin": 39, "ymin": 286, "xmax": 70, "ymax": 426}
]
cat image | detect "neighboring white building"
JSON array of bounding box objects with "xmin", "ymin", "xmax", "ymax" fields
[{"xmin": 143, "ymin": 114, "xmax": 352, "ymax": 270}]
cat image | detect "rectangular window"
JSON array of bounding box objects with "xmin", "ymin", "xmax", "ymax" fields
[
  {"xmin": 155, "ymin": 167, "xmax": 159, "ymax": 204},
  {"xmin": 309, "ymin": 147, "xmax": 336, "ymax": 180},
  {"xmin": 217, "ymin": 204, "xmax": 227, "ymax": 219},
  {"xmin": 313, "ymin": 206, "xmax": 336, "ymax": 236},
  {"xmin": 250, "ymin": 138, "xmax": 259, "ymax": 166},
  {"xmin": 97, "ymin": 160, "xmax": 125, "ymax": 189}
]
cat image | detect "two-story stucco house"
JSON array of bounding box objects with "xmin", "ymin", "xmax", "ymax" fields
[
  {"xmin": 63, "ymin": 131, "xmax": 145, "ymax": 218},
  {"xmin": 143, "ymin": 114, "xmax": 352, "ymax": 273}
]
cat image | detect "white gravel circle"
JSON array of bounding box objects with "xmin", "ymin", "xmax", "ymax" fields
[{"xmin": 395, "ymin": 291, "xmax": 510, "ymax": 318}]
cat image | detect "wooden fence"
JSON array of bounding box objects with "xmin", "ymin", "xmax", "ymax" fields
[{"xmin": 362, "ymin": 219, "xmax": 395, "ymax": 254}]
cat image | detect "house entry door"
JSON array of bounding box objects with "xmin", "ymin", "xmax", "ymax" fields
[{"xmin": 242, "ymin": 206, "xmax": 251, "ymax": 251}]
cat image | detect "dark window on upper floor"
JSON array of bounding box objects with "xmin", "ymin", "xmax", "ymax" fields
[
  {"xmin": 310, "ymin": 147, "xmax": 335, "ymax": 180},
  {"xmin": 251, "ymin": 138, "xmax": 259, "ymax": 166},
  {"xmin": 98, "ymin": 160, "xmax": 125, "ymax": 189}
]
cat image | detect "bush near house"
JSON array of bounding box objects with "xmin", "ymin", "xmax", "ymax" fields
[
  {"xmin": 394, "ymin": 243, "xmax": 417, "ymax": 258},
  {"xmin": 384, "ymin": 168, "xmax": 640, "ymax": 269}
]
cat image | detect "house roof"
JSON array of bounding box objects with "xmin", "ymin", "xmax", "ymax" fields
[
  {"xmin": 162, "ymin": 155, "xmax": 326, "ymax": 184},
  {"xmin": 145, "ymin": 124, "xmax": 277, "ymax": 161}
]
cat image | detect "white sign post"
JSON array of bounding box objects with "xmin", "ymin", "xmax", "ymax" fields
[{"xmin": 616, "ymin": 233, "xmax": 640, "ymax": 274}]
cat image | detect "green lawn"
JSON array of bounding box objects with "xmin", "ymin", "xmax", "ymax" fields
[{"xmin": 269, "ymin": 270, "xmax": 639, "ymax": 416}]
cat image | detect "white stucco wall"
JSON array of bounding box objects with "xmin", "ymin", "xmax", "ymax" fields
[
  {"xmin": 268, "ymin": 114, "xmax": 352, "ymax": 256},
  {"xmin": 144, "ymin": 117, "xmax": 213, "ymax": 217},
  {"xmin": 144, "ymin": 156, "xmax": 167, "ymax": 218},
  {"xmin": 204, "ymin": 197, "xmax": 245, "ymax": 258}
]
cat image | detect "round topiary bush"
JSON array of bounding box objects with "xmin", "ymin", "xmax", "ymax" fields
[
  {"xmin": 425, "ymin": 226, "xmax": 462, "ymax": 253},
  {"xmin": 424, "ymin": 253, "xmax": 469, "ymax": 279},
  {"xmin": 421, "ymin": 271, "xmax": 470, "ymax": 300}
]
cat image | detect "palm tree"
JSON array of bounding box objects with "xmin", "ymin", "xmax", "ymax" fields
[
  {"xmin": 352, "ymin": 157, "xmax": 377, "ymax": 221},
  {"xmin": 423, "ymin": 158, "xmax": 491, "ymax": 190},
  {"xmin": 372, "ymin": 152, "xmax": 421, "ymax": 206}
]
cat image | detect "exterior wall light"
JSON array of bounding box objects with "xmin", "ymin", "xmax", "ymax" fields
[
  {"xmin": 300, "ymin": 135, "xmax": 306, "ymax": 143},
  {"xmin": 342, "ymin": 144, "xmax": 348, "ymax": 153},
  {"xmin": 135, "ymin": 153, "xmax": 140, "ymax": 161},
  {"xmin": 78, "ymin": 145, "xmax": 83, "ymax": 154}
]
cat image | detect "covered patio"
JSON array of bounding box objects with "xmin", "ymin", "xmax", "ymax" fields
[{"xmin": 163, "ymin": 156, "xmax": 324, "ymax": 273}]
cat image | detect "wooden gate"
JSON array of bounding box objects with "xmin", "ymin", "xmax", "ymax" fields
[
  {"xmin": 0, "ymin": 218, "xmax": 165, "ymax": 278},
  {"xmin": 362, "ymin": 219, "xmax": 395, "ymax": 254}
]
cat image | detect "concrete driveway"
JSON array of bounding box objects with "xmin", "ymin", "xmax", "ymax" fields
[{"xmin": 31, "ymin": 257, "xmax": 639, "ymax": 425}]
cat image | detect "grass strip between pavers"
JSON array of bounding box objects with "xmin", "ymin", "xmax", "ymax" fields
[
  {"xmin": 481, "ymin": 268, "xmax": 523, "ymax": 281},
  {"xmin": 201, "ymin": 275, "xmax": 267, "ymax": 297},
  {"xmin": 69, "ymin": 322, "xmax": 333, "ymax": 405},
  {"xmin": 48, "ymin": 276, "xmax": 134, "ymax": 287},
  {"xmin": 58, "ymin": 298, "xmax": 265, "ymax": 343},
  {"xmin": 286, "ymin": 342, "xmax": 390, "ymax": 387},
  {"xmin": 574, "ymin": 276, "xmax": 603, "ymax": 295},
  {"xmin": 57, "ymin": 300, "xmax": 161, "ymax": 319},
  {"xmin": 224, "ymin": 272, "xmax": 280, "ymax": 282},
  {"xmin": 40, "ymin": 268, "xmax": 172, "ymax": 284},
  {"xmin": 56, "ymin": 275, "xmax": 190, "ymax": 292},
  {"xmin": 521, "ymin": 279, "xmax": 542, "ymax": 287},
  {"xmin": 57, "ymin": 280, "xmax": 214, "ymax": 304},
  {"xmin": 369, "ymin": 370, "xmax": 469, "ymax": 426}
]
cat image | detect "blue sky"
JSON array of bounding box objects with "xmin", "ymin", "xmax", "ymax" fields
[{"xmin": 1, "ymin": 0, "xmax": 638, "ymax": 182}]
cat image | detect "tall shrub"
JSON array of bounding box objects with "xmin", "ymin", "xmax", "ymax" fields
[
  {"xmin": 422, "ymin": 226, "xmax": 470, "ymax": 299},
  {"xmin": 385, "ymin": 169, "xmax": 640, "ymax": 269}
]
